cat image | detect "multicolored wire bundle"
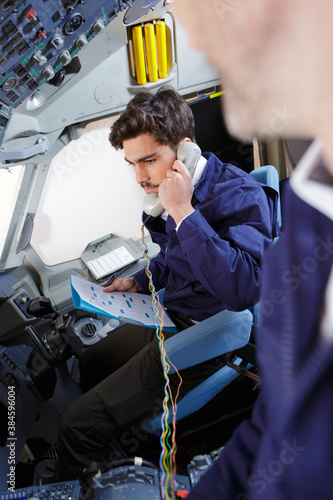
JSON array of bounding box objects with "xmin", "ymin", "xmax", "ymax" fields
[{"xmin": 141, "ymin": 224, "xmax": 183, "ymax": 500}]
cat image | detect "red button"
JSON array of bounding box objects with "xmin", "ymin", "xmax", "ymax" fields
[{"xmin": 175, "ymin": 491, "xmax": 190, "ymax": 499}]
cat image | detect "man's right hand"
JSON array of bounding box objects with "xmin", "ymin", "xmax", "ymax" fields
[{"xmin": 101, "ymin": 277, "xmax": 142, "ymax": 293}]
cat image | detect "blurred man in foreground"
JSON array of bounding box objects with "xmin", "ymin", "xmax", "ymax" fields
[{"xmin": 173, "ymin": 0, "xmax": 333, "ymax": 498}]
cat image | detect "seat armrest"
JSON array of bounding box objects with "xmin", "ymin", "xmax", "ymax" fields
[{"xmin": 164, "ymin": 309, "xmax": 252, "ymax": 373}]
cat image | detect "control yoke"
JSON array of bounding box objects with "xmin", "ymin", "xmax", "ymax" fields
[{"xmin": 24, "ymin": 297, "xmax": 80, "ymax": 366}]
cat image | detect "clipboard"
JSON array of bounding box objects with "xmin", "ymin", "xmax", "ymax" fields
[{"xmin": 70, "ymin": 275, "xmax": 177, "ymax": 333}]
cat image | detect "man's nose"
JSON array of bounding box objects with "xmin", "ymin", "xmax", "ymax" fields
[{"xmin": 135, "ymin": 166, "xmax": 149, "ymax": 184}]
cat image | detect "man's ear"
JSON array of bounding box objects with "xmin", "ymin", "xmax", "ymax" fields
[{"xmin": 177, "ymin": 137, "xmax": 192, "ymax": 148}]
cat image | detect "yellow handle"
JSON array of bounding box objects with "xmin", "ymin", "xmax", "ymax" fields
[
  {"xmin": 132, "ymin": 25, "xmax": 147, "ymax": 85},
  {"xmin": 144, "ymin": 23, "xmax": 158, "ymax": 82},
  {"xmin": 156, "ymin": 21, "xmax": 168, "ymax": 79}
]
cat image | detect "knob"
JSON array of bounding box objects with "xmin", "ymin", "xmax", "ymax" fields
[
  {"xmin": 41, "ymin": 65, "xmax": 55, "ymax": 81},
  {"xmin": 32, "ymin": 50, "xmax": 47, "ymax": 66},
  {"xmin": 49, "ymin": 68, "xmax": 66, "ymax": 87},
  {"xmin": 75, "ymin": 34, "xmax": 88, "ymax": 49},
  {"xmin": 92, "ymin": 19, "xmax": 105, "ymax": 34},
  {"xmin": 58, "ymin": 50, "xmax": 72, "ymax": 66}
]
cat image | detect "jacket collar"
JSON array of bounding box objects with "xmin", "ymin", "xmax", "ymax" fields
[{"xmin": 193, "ymin": 152, "xmax": 224, "ymax": 203}]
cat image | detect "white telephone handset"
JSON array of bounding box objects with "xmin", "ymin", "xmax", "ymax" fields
[{"xmin": 143, "ymin": 142, "xmax": 202, "ymax": 217}]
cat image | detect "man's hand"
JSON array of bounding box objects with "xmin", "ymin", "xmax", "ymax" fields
[
  {"xmin": 158, "ymin": 159, "xmax": 195, "ymax": 225},
  {"xmin": 102, "ymin": 277, "xmax": 142, "ymax": 293}
]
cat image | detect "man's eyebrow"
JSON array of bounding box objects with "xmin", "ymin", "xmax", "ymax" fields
[{"xmin": 124, "ymin": 152, "xmax": 158, "ymax": 164}]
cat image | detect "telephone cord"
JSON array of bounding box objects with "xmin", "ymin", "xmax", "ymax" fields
[{"xmin": 141, "ymin": 223, "xmax": 183, "ymax": 500}]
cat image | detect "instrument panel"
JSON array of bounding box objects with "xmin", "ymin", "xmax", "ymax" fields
[{"xmin": 0, "ymin": 0, "xmax": 126, "ymax": 147}]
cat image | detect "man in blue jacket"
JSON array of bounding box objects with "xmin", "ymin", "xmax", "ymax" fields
[
  {"xmin": 174, "ymin": 0, "xmax": 333, "ymax": 498},
  {"xmin": 57, "ymin": 87, "xmax": 278, "ymax": 481}
]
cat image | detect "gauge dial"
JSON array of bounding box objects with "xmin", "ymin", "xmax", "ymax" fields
[
  {"xmin": 63, "ymin": 12, "xmax": 83, "ymax": 35},
  {"xmin": 3, "ymin": 373, "xmax": 19, "ymax": 389},
  {"xmin": 2, "ymin": 76, "xmax": 16, "ymax": 91}
]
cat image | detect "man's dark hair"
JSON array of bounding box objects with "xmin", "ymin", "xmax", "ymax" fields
[{"xmin": 109, "ymin": 86, "xmax": 196, "ymax": 151}]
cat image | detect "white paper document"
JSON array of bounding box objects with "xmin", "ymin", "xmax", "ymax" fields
[{"xmin": 70, "ymin": 275, "xmax": 176, "ymax": 332}]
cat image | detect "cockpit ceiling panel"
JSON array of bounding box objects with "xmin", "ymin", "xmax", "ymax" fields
[
  {"xmin": 123, "ymin": 0, "xmax": 161, "ymax": 25},
  {"xmin": 0, "ymin": 0, "xmax": 127, "ymax": 148}
]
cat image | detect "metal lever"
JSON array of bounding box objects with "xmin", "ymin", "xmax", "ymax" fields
[
  {"xmin": 24, "ymin": 325, "xmax": 58, "ymax": 365},
  {"xmin": 0, "ymin": 136, "xmax": 49, "ymax": 164},
  {"xmin": 226, "ymin": 359, "xmax": 260, "ymax": 390}
]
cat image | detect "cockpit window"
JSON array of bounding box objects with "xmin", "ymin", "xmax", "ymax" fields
[
  {"xmin": 0, "ymin": 165, "xmax": 25, "ymax": 258},
  {"xmin": 30, "ymin": 118, "xmax": 145, "ymax": 266}
]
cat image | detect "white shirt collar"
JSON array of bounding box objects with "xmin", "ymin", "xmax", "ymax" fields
[{"xmin": 290, "ymin": 139, "xmax": 333, "ymax": 221}]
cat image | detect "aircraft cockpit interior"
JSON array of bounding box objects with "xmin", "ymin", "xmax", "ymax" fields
[{"xmin": 0, "ymin": 1, "xmax": 299, "ymax": 498}]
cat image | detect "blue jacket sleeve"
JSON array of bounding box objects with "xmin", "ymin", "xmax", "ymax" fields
[
  {"xmin": 133, "ymin": 171, "xmax": 276, "ymax": 311},
  {"xmin": 176, "ymin": 191, "xmax": 270, "ymax": 311},
  {"xmin": 187, "ymin": 392, "xmax": 266, "ymax": 499}
]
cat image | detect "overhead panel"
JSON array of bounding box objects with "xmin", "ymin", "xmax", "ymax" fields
[
  {"xmin": 0, "ymin": 0, "xmax": 127, "ymax": 148},
  {"xmin": 123, "ymin": 0, "xmax": 161, "ymax": 25}
]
